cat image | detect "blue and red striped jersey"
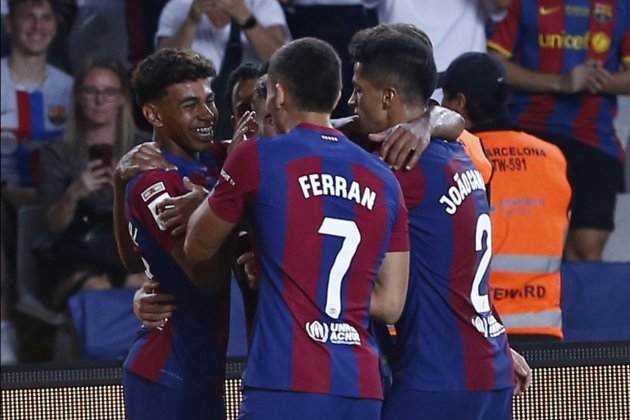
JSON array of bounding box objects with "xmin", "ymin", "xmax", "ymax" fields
[
  {"xmin": 208, "ymin": 123, "xmax": 409, "ymax": 400},
  {"xmin": 123, "ymin": 147, "xmax": 230, "ymax": 395},
  {"xmin": 391, "ymin": 139, "xmax": 513, "ymax": 391},
  {"xmin": 488, "ymin": 0, "xmax": 630, "ymax": 161}
]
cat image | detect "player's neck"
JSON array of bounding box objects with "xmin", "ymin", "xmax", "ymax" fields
[
  {"xmin": 389, "ymin": 102, "xmax": 428, "ymax": 128},
  {"xmin": 8, "ymin": 50, "xmax": 48, "ymax": 86},
  {"xmin": 153, "ymin": 130, "xmax": 198, "ymax": 161},
  {"xmin": 282, "ymin": 110, "xmax": 333, "ymax": 132}
]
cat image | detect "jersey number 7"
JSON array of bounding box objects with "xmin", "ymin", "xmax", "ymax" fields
[{"xmin": 318, "ymin": 217, "xmax": 361, "ymax": 319}]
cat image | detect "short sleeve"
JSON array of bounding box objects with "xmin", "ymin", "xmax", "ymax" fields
[
  {"xmin": 155, "ymin": 0, "xmax": 187, "ymax": 44},
  {"xmin": 387, "ymin": 188, "xmax": 409, "ymax": 253},
  {"xmin": 207, "ymin": 140, "xmax": 260, "ymax": 224},
  {"xmin": 127, "ymin": 170, "xmax": 185, "ymax": 253},
  {"xmin": 250, "ymin": 0, "xmax": 289, "ymax": 31},
  {"xmin": 487, "ymin": 0, "xmax": 522, "ymax": 58}
]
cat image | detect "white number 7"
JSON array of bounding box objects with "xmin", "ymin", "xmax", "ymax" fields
[{"xmin": 318, "ymin": 217, "xmax": 361, "ymax": 319}]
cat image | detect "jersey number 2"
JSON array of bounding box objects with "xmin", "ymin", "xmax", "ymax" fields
[
  {"xmin": 471, "ymin": 213, "xmax": 491, "ymax": 314},
  {"xmin": 318, "ymin": 217, "xmax": 361, "ymax": 319}
]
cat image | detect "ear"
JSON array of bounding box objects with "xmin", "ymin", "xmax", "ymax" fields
[
  {"xmin": 142, "ymin": 103, "xmax": 163, "ymax": 128},
  {"xmin": 382, "ymin": 87, "xmax": 397, "ymax": 110},
  {"xmin": 452, "ymin": 92, "xmax": 467, "ymax": 115},
  {"xmin": 274, "ymin": 82, "xmax": 286, "ymax": 110}
]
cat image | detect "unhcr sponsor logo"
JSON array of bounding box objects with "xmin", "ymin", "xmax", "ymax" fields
[{"xmin": 305, "ymin": 321, "xmax": 361, "ymax": 346}]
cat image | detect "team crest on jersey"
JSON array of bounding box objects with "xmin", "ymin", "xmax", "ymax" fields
[
  {"xmin": 47, "ymin": 105, "xmax": 67, "ymax": 126},
  {"xmin": 593, "ymin": 2, "xmax": 613, "ymax": 23},
  {"xmin": 306, "ymin": 321, "xmax": 361, "ymax": 345},
  {"xmin": 141, "ymin": 182, "xmax": 166, "ymax": 202}
]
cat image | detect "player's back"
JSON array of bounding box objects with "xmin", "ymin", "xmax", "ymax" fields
[
  {"xmin": 245, "ymin": 123, "xmax": 406, "ymax": 399},
  {"xmin": 123, "ymin": 149, "xmax": 230, "ymax": 394},
  {"xmin": 393, "ymin": 138, "xmax": 513, "ymax": 392}
]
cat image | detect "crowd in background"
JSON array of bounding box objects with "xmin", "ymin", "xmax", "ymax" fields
[{"xmin": 1, "ymin": 0, "xmax": 628, "ymax": 366}]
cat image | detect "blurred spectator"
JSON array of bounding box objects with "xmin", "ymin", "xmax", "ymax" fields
[
  {"xmin": 488, "ymin": 0, "xmax": 630, "ymax": 261},
  {"xmin": 37, "ymin": 55, "xmax": 135, "ymax": 309},
  {"xmin": 441, "ymin": 52, "xmax": 571, "ymax": 341},
  {"xmin": 156, "ymin": 0, "xmax": 289, "ymax": 139},
  {"xmin": 66, "ymin": 0, "xmax": 128, "ymax": 72},
  {"xmin": 279, "ymin": 0, "xmax": 377, "ymax": 116},
  {"xmin": 1, "ymin": 0, "xmax": 72, "ymax": 360},
  {"xmin": 362, "ymin": 0, "xmax": 510, "ymax": 100},
  {"xmin": 1, "ymin": 0, "xmax": 72, "ymax": 205},
  {"xmin": 125, "ymin": 0, "xmax": 169, "ymax": 67}
]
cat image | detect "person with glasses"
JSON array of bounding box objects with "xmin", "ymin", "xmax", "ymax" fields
[{"xmin": 37, "ymin": 55, "xmax": 139, "ymax": 313}]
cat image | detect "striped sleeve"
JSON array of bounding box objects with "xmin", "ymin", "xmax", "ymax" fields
[{"xmin": 487, "ymin": 0, "xmax": 522, "ymax": 58}]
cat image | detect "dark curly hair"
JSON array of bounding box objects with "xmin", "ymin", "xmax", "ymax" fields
[
  {"xmin": 131, "ymin": 48, "xmax": 216, "ymax": 107},
  {"xmin": 349, "ymin": 24, "xmax": 436, "ymax": 105}
]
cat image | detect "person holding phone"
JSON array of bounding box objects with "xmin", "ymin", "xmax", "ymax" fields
[{"xmin": 38, "ymin": 55, "xmax": 137, "ymax": 305}]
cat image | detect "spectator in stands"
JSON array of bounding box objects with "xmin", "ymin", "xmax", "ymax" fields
[
  {"xmin": 1, "ymin": 0, "xmax": 72, "ymax": 364},
  {"xmin": 125, "ymin": 0, "xmax": 169, "ymax": 67},
  {"xmin": 278, "ymin": 0, "xmax": 377, "ymax": 116},
  {"xmin": 361, "ymin": 0, "xmax": 511, "ymax": 100},
  {"xmin": 441, "ymin": 52, "xmax": 571, "ymax": 341},
  {"xmin": 156, "ymin": 0, "xmax": 289, "ymax": 139},
  {"xmin": 488, "ymin": 0, "xmax": 630, "ymax": 261},
  {"xmin": 37, "ymin": 55, "xmax": 136, "ymax": 308},
  {"xmin": 1, "ymin": 0, "xmax": 72, "ymax": 206}
]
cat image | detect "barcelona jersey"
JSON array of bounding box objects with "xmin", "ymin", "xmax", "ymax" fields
[
  {"xmin": 208, "ymin": 123, "xmax": 409, "ymax": 400},
  {"xmin": 488, "ymin": 0, "xmax": 630, "ymax": 160},
  {"xmin": 391, "ymin": 139, "xmax": 514, "ymax": 391},
  {"xmin": 123, "ymin": 146, "xmax": 230, "ymax": 397}
]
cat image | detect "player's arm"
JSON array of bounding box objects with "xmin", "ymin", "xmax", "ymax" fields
[
  {"xmin": 184, "ymin": 140, "xmax": 260, "ymax": 267},
  {"xmin": 368, "ymin": 105, "xmax": 465, "ymax": 171},
  {"xmin": 370, "ymin": 189, "xmax": 410, "ymax": 323},
  {"xmin": 114, "ymin": 143, "xmax": 175, "ymax": 272},
  {"xmin": 184, "ymin": 200, "xmax": 236, "ymax": 262},
  {"xmin": 370, "ymin": 251, "xmax": 409, "ymax": 323}
]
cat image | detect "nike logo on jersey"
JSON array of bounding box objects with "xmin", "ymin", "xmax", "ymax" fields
[
  {"xmin": 298, "ymin": 173, "xmax": 377, "ymax": 210},
  {"xmin": 539, "ymin": 5, "xmax": 562, "ymax": 16},
  {"xmin": 439, "ymin": 169, "xmax": 486, "ymax": 215}
]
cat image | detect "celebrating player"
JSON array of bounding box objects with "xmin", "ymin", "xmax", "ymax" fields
[
  {"xmin": 347, "ymin": 24, "xmax": 517, "ymax": 420},
  {"xmin": 113, "ymin": 48, "xmax": 232, "ymax": 420},
  {"xmin": 184, "ymin": 38, "xmax": 410, "ymax": 420}
]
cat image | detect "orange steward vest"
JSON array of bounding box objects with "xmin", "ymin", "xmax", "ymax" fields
[
  {"xmin": 459, "ymin": 130, "xmax": 493, "ymax": 184},
  {"xmin": 479, "ymin": 130, "xmax": 571, "ymax": 338}
]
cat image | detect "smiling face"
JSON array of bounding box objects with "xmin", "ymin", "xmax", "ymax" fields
[
  {"xmin": 8, "ymin": 0, "xmax": 57, "ymax": 56},
  {"xmin": 78, "ymin": 68, "xmax": 124, "ymax": 127},
  {"xmin": 348, "ymin": 63, "xmax": 389, "ymax": 135},
  {"xmin": 149, "ymin": 78, "xmax": 217, "ymax": 157}
]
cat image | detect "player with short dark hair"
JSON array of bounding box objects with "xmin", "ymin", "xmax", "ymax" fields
[
  {"xmin": 348, "ymin": 24, "xmax": 515, "ymax": 420},
  {"xmin": 114, "ymin": 48, "xmax": 232, "ymax": 420},
  {"xmin": 184, "ymin": 37, "xmax": 410, "ymax": 420}
]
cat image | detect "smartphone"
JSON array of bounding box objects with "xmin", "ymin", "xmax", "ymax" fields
[{"xmin": 88, "ymin": 144, "xmax": 113, "ymax": 167}]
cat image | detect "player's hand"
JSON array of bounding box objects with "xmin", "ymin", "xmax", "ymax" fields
[
  {"xmin": 510, "ymin": 348, "xmax": 532, "ymax": 395},
  {"xmin": 72, "ymin": 160, "xmax": 112, "ymax": 198},
  {"xmin": 236, "ymin": 251, "xmax": 260, "ymax": 289},
  {"xmin": 369, "ymin": 118, "xmax": 430, "ymax": 171},
  {"xmin": 228, "ymin": 110, "xmax": 257, "ymax": 155},
  {"xmin": 428, "ymin": 105, "xmax": 465, "ymax": 141},
  {"xmin": 157, "ymin": 177, "xmax": 209, "ymax": 236},
  {"xmin": 134, "ymin": 281, "xmax": 176, "ymax": 329},
  {"xmin": 114, "ymin": 142, "xmax": 176, "ymax": 185}
]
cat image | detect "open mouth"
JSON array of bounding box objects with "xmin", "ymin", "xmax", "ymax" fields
[{"xmin": 192, "ymin": 126, "xmax": 214, "ymax": 139}]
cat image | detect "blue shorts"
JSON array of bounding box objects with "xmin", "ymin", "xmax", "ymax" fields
[
  {"xmin": 123, "ymin": 370, "xmax": 225, "ymax": 420},
  {"xmin": 382, "ymin": 386, "xmax": 512, "ymax": 420},
  {"xmin": 238, "ymin": 388, "xmax": 381, "ymax": 420}
]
